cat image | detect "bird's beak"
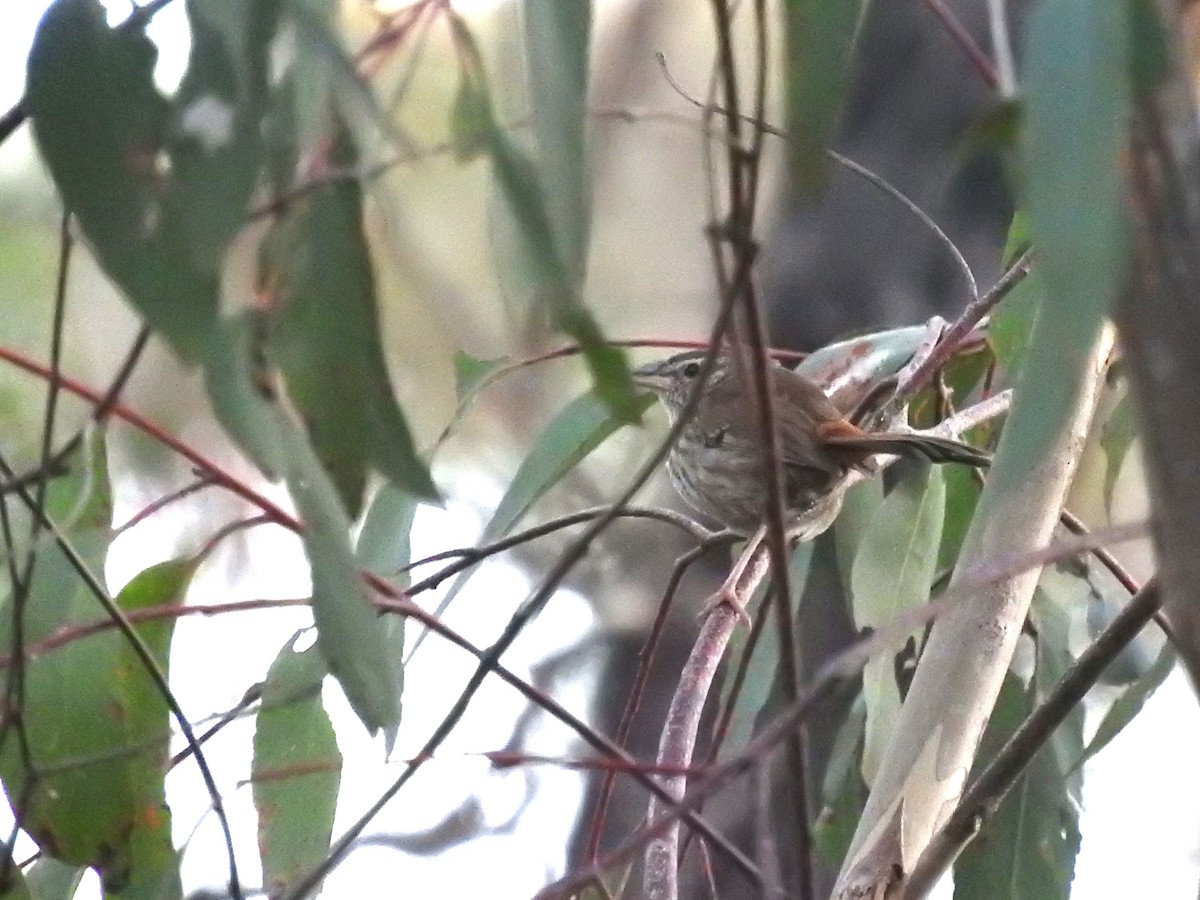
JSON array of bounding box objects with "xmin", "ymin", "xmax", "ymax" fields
[{"xmin": 630, "ymin": 362, "xmax": 668, "ymax": 393}]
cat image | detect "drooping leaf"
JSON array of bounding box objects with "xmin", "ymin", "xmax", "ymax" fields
[
  {"xmin": 252, "ymin": 635, "xmax": 342, "ymax": 898},
  {"xmin": 354, "ymin": 482, "xmax": 417, "ymax": 682},
  {"xmin": 205, "ymin": 313, "xmax": 401, "ymax": 736},
  {"xmin": 814, "ymin": 695, "xmax": 868, "ymax": 868},
  {"xmin": 285, "ymin": 0, "xmax": 415, "ymax": 164},
  {"xmin": 1099, "ymin": 391, "xmax": 1137, "ymax": 511},
  {"xmin": 486, "ymin": 391, "xmax": 652, "ymax": 540},
  {"xmin": 1024, "ymin": 0, "xmax": 1129, "ymax": 362},
  {"xmin": 0, "ymin": 544, "xmax": 194, "ymax": 897},
  {"xmin": 23, "ymin": 858, "xmax": 85, "ymax": 900},
  {"xmin": 782, "ymin": 0, "xmax": 871, "ymax": 189},
  {"xmin": 450, "ymin": 12, "xmax": 639, "ymax": 423},
  {"xmin": 356, "ymin": 484, "xmax": 419, "ymax": 582},
  {"xmin": 259, "ymin": 124, "xmax": 437, "ymax": 516},
  {"xmin": 524, "ymin": 0, "xmax": 592, "ymax": 281},
  {"xmin": 988, "ymin": 211, "xmax": 1042, "ymax": 381},
  {"xmin": 833, "ymin": 478, "xmax": 884, "ymax": 601},
  {"xmin": 164, "ymin": 0, "xmax": 277, "ymax": 273},
  {"xmin": 1126, "ymin": 0, "xmax": 1170, "ymax": 95},
  {"xmin": 25, "ymin": 0, "xmax": 211, "ymax": 359},
  {"xmin": 850, "ymin": 466, "xmax": 945, "ymax": 783},
  {"xmin": 25, "ymin": 0, "xmax": 276, "ymax": 362},
  {"xmin": 937, "ymin": 464, "xmax": 981, "ymax": 573},
  {"xmin": 411, "ymin": 389, "xmax": 653, "ymax": 652},
  {"xmin": 1074, "ymin": 642, "xmax": 1175, "ymax": 769}
]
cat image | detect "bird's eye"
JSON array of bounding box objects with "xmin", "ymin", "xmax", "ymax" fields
[{"xmin": 682, "ymin": 362, "xmax": 701, "ymax": 378}]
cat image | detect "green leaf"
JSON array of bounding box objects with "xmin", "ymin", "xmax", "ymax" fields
[
  {"xmin": 1024, "ymin": 0, "xmax": 1129, "ymax": 355},
  {"xmin": 0, "ymin": 866, "xmax": 33, "ymax": 900},
  {"xmin": 1127, "ymin": 0, "xmax": 1170, "ymax": 94},
  {"xmin": 164, "ymin": 0, "xmax": 277, "ymax": 274},
  {"xmin": 1099, "ymin": 391, "xmax": 1137, "ymax": 511},
  {"xmin": 285, "ymin": 0, "xmax": 415, "ymax": 162},
  {"xmin": 782, "ymin": 0, "xmax": 870, "ymax": 189},
  {"xmin": 850, "ymin": 466, "xmax": 945, "ymax": 783},
  {"xmin": 25, "ymin": 0, "xmax": 217, "ymax": 359},
  {"xmin": 524, "ymin": 0, "xmax": 592, "ymax": 280},
  {"xmin": 451, "ymin": 13, "xmax": 639, "ymax": 423},
  {"xmin": 814, "ymin": 695, "xmax": 868, "ymax": 868},
  {"xmin": 410, "ymin": 389, "xmax": 652, "ymax": 655},
  {"xmin": 206, "ymin": 313, "xmax": 401, "ymax": 735},
  {"xmin": 453, "ymin": 351, "xmax": 507, "ymax": 403},
  {"xmin": 260, "ymin": 125, "xmax": 437, "ymax": 515},
  {"xmin": 954, "ymin": 593, "xmax": 1083, "ymax": 900},
  {"xmin": 449, "ymin": 69, "xmax": 492, "ymax": 162},
  {"xmin": 356, "ymin": 484, "xmax": 419, "ymax": 582},
  {"xmin": 1074, "ymin": 642, "xmax": 1175, "ymax": 768},
  {"xmin": 253, "ymin": 635, "xmax": 342, "ymax": 898},
  {"xmin": 23, "ymin": 859, "xmax": 84, "ymax": 900},
  {"xmin": 202, "ymin": 314, "xmax": 287, "ymax": 479},
  {"xmin": 487, "ymin": 391, "xmax": 651, "ymax": 540},
  {"xmin": 354, "ymin": 483, "xmax": 416, "ymax": 688},
  {"xmin": 284, "ymin": 408, "xmax": 402, "ymax": 736},
  {"xmin": 936, "ymin": 464, "xmax": 981, "ymax": 573},
  {"xmin": 833, "ymin": 479, "xmax": 884, "ymax": 601},
  {"xmin": 989, "ymin": 211, "xmax": 1041, "ymax": 380},
  {"xmin": 0, "ymin": 549, "xmax": 194, "ymax": 896}
]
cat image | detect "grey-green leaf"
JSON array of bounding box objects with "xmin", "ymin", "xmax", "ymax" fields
[
  {"xmin": 410, "ymin": 389, "xmax": 652, "ymax": 655},
  {"xmin": 260, "ymin": 125, "xmax": 437, "ymax": 515},
  {"xmin": 1074, "ymin": 642, "xmax": 1175, "ymax": 769},
  {"xmin": 206, "ymin": 312, "xmax": 401, "ymax": 735},
  {"xmin": 26, "ymin": 0, "xmax": 217, "ymax": 360},
  {"xmin": 524, "ymin": 0, "xmax": 592, "ymax": 280},
  {"xmin": 850, "ymin": 466, "xmax": 945, "ymax": 783},
  {"xmin": 1024, "ymin": 0, "xmax": 1129, "ymax": 335},
  {"xmin": 253, "ymin": 635, "xmax": 342, "ymax": 897},
  {"xmin": 782, "ymin": 0, "xmax": 871, "ymax": 189}
]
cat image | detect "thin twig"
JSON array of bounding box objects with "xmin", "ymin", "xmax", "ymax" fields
[
  {"xmin": 655, "ymin": 52, "xmax": 978, "ymax": 303},
  {"xmin": 584, "ymin": 540, "xmax": 726, "ymax": 863},
  {"xmin": 884, "ymin": 248, "xmax": 1034, "ymax": 417},
  {"xmin": 986, "ymin": 0, "xmax": 1018, "ymax": 98},
  {"xmin": 282, "ymin": 298, "xmax": 753, "ymax": 899},
  {"xmin": 920, "ymin": 0, "xmax": 1001, "ymax": 90}
]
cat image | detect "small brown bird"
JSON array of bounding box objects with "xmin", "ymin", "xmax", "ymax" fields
[{"xmin": 632, "ymin": 350, "xmax": 989, "ymax": 537}]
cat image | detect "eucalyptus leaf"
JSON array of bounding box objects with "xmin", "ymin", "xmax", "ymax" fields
[
  {"xmin": 410, "ymin": 389, "xmax": 652, "ymax": 657},
  {"xmin": 1074, "ymin": 642, "xmax": 1175, "ymax": 769},
  {"xmin": 1099, "ymin": 392, "xmax": 1137, "ymax": 512},
  {"xmin": 25, "ymin": 0, "xmax": 214, "ymax": 360},
  {"xmin": 260, "ymin": 124, "xmax": 437, "ymax": 516},
  {"xmin": 850, "ymin": 466, "xmax": 944, "ymax": 783},
  {"xmin": 0, "ymin": 550, "xmax": 194, "ymax": 896},
  {"xmin": 206, "ymin": 312, "xmax": 401, "ymax": 736},
  {"xmin": 781, "ymin": 0, "xmax": 871, "ymax": 189},
  {"xmin": 451, "ymin": 12, "xmax": 639, "ymax": 423},
  {"xmin": 814, "ymin": 695, "xmax": 867, "ymax": 868},
  {"xmin": 1024, "ymin": 0, "xmax": 1129, "ymax": 355},
  {"xmin": 524, "ymin": 0, "xmax": 592, "ymax": 280},
  {"xmin": 253, "ymin": 635, "xmax": 342, "ymax": 897}
]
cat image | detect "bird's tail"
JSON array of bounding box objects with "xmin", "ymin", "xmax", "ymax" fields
[{"xmin": 822, "ymin": 431, "xmax": 991, "ymax": 468}]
